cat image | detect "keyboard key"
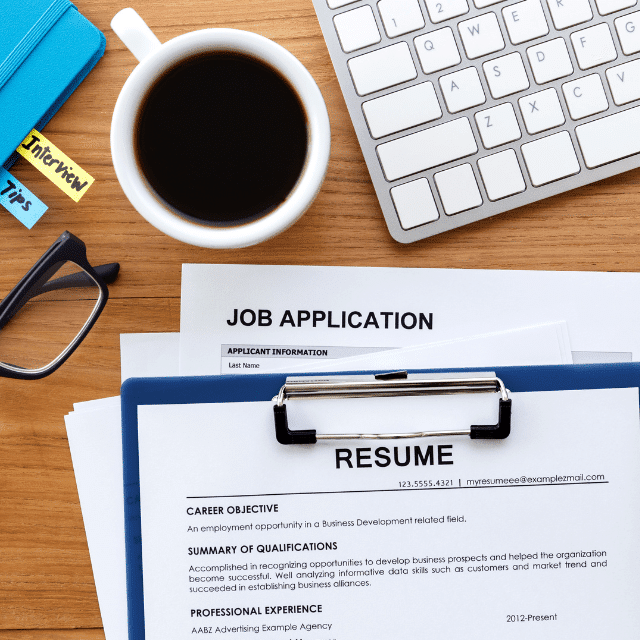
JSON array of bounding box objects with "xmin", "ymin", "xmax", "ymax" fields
[
  {"xmin": 519, "ymin": 88, "xmax": 565, "ymax": 133},
  {"xmin": 475, "ymin": 103, "xmax": 522, "ymax": 148},
  {"xmin": 440, "ymin": 67, "xmax": 486, "ymax": 112},
  {"xmin": 594, "ymin": 0, "xmax": 636, "ymax": 15},
  {"xmin": 546, "ymin": 0, "xmax": 592, "ymax": 29},
  {"xmin": 503, "ymin": 0, "xmax": 549, "ymax": 44},
  {"xmin": 415, "ymin": 28, "xmax": 461, "ymax": 73},
  {"xmin": 521, "ymin": 131, "xmax": 580, "ymax": 185},
  {"xmin": 434, "ymin": 164, "xmax": 483, "ymax": 214},
  {"xmin": 571, "ymin": 24, "xmax": 617, "ymax": 69},
  {"xmin": 483, "ymin": 52, "xmax": 530, "ymax": 98},
  {"xmin": 348, "ymin": 43, "xmax": 417, "ymax": 95},
  {"xmin": 575, "ymin": 105, "xmax": 640, "ymax": 166},
  {"xmin": 474, "ymin": 0, "xmax": 506, "ymax": 7},
  {"xmin": 562, "ymin": 74, "xmax": 609, "ymax": 119},
  {"xmin": 425, "ymin": 0, "xmax": 469, "ymax": 23},
  {"xmin": 477, "ymin": 149, "xmax": 526, "ymax": 199},
  {"xmin": 376, "ymin": 117, "xmax": 478, "ymax": 180},
  {"xmin": 378, "ymin": 0, "xmax": 425, "ymax": 37},
  {"xmin": 363, "ymin": 82, "xmax": 442, "ymax": 138},
  {"xmin": 390, "ymin": 179, "xmax": 440, "ymax": 228},
  {"xmin": 616, "ymin": 12, "xmax": 640, "ymax": 54},
  {"xmin": 334, "ymin": 6, "xmax": 381, "ymax": 53},
  {"xmin": 527, "ymin": 38, "xmax": 573, "ymax": 83},
  {"xmin": 328, "ymin": 0, "xmax": 359, "ymax": 8},
  {"xmin": 607, "ymin": 59, "xmax": 640, "ymax": 105},
  {"xmin": 458, "ymin": 12, "xmax": 505, "ymax": 58}
]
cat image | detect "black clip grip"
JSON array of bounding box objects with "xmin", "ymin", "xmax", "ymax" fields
[
  {"xmin": 470, "ymin": 399, "xmax": 511, "ymax": 439},
  {"xmin": 274, "ymin": 404, "xmax": 317, "ymax": 445}
]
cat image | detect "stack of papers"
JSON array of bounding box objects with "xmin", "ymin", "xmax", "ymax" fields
[{"xmin": 65, "ymin": 265, "xmax": 640, "ymax": 640}]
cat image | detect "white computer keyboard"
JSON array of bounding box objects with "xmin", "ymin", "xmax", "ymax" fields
[{"xmin": 311, "ymin": 0, "xmax": 640, "ymax": 242}]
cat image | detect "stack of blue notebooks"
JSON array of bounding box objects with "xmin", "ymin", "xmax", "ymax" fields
[{"xmin": 0, "ymin": 0, "xmax": 105, "ymax": 169}]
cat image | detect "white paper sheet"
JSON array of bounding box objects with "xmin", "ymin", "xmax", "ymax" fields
[
  {"xmin": 65, "ymin": 332, "xmax": 181, "ymax": 640},
  {"xmin": 179, "ymin": 265, "xmax": 639, "ymax": 375},
  {"xmin": 66, "ymin": 404, "xmax": 128, "ymax": 640},
  {"xmin": 137, "ymin": 388, "xmax": 640, "ymax": 639},
  {"xmin": 120, "ymin": 333, "xmax": 181, "ymax": 383},
  {"xmin": 72, "ymin": 396, "xmax": 120, "ymax": 414},
  {"xmin": 278, "ymin": 322, "xmax": 572, "ymax": 373}
]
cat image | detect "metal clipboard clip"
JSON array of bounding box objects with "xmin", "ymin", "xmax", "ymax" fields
[{"xmin": 273, "ymin": 371, "xmax": 511, "ymax": 445}]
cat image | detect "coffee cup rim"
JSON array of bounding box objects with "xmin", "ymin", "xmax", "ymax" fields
[{"xmin": 111, "ymin": 28, "xmax": 330, "ymax": 249}]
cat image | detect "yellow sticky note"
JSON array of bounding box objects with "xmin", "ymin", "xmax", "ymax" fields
[{"xmin": 16, "ymin": 129, "xmax": 94, "ymax": 202}]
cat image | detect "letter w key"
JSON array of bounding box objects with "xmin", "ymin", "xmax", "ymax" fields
[{"xmin": 458, "ymin": 13, "xmax": 505, "ymax": 59}]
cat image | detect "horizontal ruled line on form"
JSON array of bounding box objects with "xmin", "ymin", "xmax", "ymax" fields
[{"xmin": 187, "ymin": 480, "xmax": 609, "ymax": 500}]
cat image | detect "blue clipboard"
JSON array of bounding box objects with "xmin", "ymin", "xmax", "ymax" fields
[{"xmin": 121, "ymin": 362, "xmax": 640, "ymax": 640}]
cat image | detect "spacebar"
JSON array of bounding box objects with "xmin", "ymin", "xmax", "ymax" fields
[
  {"xmin": 377, "ymin": 118, "xmax": 478, "ymax": 181},
  {"xmin": 576, "ymin": 106, "xmax": 640, "ymax": 168}
]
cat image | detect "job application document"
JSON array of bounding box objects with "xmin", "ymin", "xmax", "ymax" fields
[
  {"xmin": 179, "ymin": 265, "xmax": 640, "ymax": 375},
  {"xmin": 137, "ymin": 387, "xmax": 640, "ymax": 639}
]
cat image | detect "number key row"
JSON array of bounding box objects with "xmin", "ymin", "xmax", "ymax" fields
[
  {"xmin": 330, "ymin": 0, "xmax": 636, "ymax": 37},
  {"xmin": 335, "ymin": 0, "xmax": 555, "ymax": 55}
]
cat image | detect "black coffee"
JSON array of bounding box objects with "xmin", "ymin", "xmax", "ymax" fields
[{"xmin": 135, "ymin": 52, "xmax": 308, "ymax": 226}]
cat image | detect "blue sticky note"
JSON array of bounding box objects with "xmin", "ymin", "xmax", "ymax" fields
[{"xmin": 0, "ymin": 167, "xmax": 48, "ymax": 228}]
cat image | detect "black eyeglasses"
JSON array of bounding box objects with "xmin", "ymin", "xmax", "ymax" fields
[{"xmin": 0, "ymin": 231, "xmax": 119, "ymax": 379}]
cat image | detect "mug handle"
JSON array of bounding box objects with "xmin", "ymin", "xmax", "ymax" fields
[{"xmin": 111, "ymin": 8, "xmax": 162, "ymax": 63}]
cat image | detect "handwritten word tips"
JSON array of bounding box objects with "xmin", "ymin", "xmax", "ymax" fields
[{"xmin": 0, "ymin": 168, "xmax": 48, "ymax": 229}]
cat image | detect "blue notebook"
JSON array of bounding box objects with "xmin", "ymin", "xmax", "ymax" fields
[{"xmin": 0, "ymin": 0, "xmax": 105, "ymax": 168}]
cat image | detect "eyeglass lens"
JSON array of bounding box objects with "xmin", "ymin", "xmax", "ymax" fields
[{"xmin": 0, "ymin": 261, "xmax": 102, "ymax": 372}]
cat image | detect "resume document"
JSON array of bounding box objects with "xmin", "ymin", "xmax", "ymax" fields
[{"xmin": 137, "ymin": 388, "xmax": 640, "ymax": 639}]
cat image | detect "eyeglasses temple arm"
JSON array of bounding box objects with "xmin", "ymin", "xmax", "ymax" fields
[
  {"xmin": 27, "ymin": 263, "xmax": 120, "ymax": 297},
  {"xmin": 94, "ymin": 263, "xmax": 120, "ymax": 285},
  {"xmin": 41, "ymin": 263, "xmax": 120, "ymax": 290}
]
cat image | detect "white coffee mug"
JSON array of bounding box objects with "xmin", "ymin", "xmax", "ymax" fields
[{"xmin": 110, "ymin": 8, "xmax": 331, "ymax": 249}]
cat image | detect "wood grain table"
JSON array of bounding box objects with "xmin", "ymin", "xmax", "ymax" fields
[{"xmin": 2, "ymin": 0, "xmax": 640, "ymax": 637}]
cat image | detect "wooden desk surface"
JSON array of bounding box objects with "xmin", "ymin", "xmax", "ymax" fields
[{"xmin": 1, "ymin": 0, "xmax": 639, "ymax": 637}]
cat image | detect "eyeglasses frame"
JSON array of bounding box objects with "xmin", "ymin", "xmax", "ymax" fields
[{"xmin": 0, "ymin": 231, "xmax": 116, "ymax": 380}]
